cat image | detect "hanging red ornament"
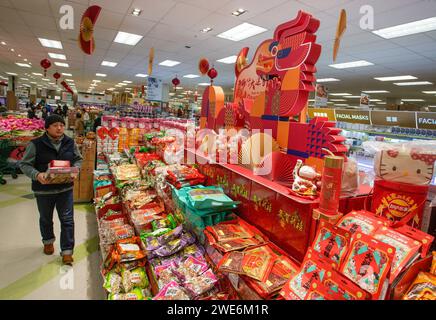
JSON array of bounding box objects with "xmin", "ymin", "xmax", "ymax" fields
[
  {"xmin": 53, "ymin": 72, "xmax": 61, "ymax": 84},
  {"xmin": 198, "ymin": 58, "xmax": 210, "ymax": 75},
  {"xmin": 78, "ymin": 5, "xmax": 102, "ymax": 55},
  {"xmin": 172, "ymin": 76, "xmax": 180, "ymax": 92},
  {"xmin": 40, "ymin": 59, "xmax": 51, "ymax": 77},
  {"xmin": 61, "ymin": 81, "xmax": 74, "ymax": 95},
  {"xmin": 207, "ymin": 67, "xmax": 218, "ymax": 84}
]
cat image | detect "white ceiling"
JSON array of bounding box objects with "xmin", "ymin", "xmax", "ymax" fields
[{"xmin": 0, "ymin": 0, "xmax": 435, "ymax": 105}]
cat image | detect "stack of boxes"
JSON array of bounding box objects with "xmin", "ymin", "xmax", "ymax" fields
[{"xmin": 74, "ymin": 138, "xmax": 96, "ymax": 202}]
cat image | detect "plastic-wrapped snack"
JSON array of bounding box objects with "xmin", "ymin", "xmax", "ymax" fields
[
  {"xmin": 99, "ymin": 217, "xmax": 128, "ymax": 230},
  {"xmin": 208, "ymin": 223, "xmax": 253, "ymax": 242},
  {"xmin": 149, "ymin": 232, "xmax": 196, "ymax": 259},
  {"xmin": 175, "ymin": 256, "xmax": 209, "ymax": 280},
  {"xmin": 151, "ymin": 214, "xmax": 177, "ymax": 231},
  {"xmin": 119, "ymin": 259, "xmax": 146, "ymax": 272},
  {"xmin": 218, "ymin": 251, "xmax": 244, "ymax": 274},
  {"xmin": 184, "ymin": 269, "xmax": 219, "ymax": 297},
  {"xmin": 121, "ymin": 267, "xmax": 149, "ymax": 292},
  {"xmin": 241, "ymin": 246, "xmax": 276, "ymax": 282},
  {"xmin": 336, "ymin": 210, "xmax": 389, "ymax": 236},
  {"xmin": 214, "ymin": 238, "xmax": 261, "ymax": 253},
  {"xmin": 304, "ymin": 281, "xmax": 345, "ymax": 300},
  {"xmin": 403, "ymin": 272, "xmax": 436, "ymax": 300},
  {"xmin": 100, "ymin": 224, "xmax": 135, "ymax": 245},
  {"xmin": 116, "ymin": 237, "xmax": 146, "ymax": 262},
  {"xmin": 103, "ymin": 270, "xmax": 122, "ymax": 294},
  {"xmin": 155, "ymin": 262, "xmax": 179, "ymax": 289},
  {"xmin": 102, "ymin": 209, "xmax": 123, "ymax": 221},
  {"xmin": 156, "ymin": 224, "xmax": 184, "ymax": 245},
  {"xmin": 153, "ymin": 281, "xmax": 191, "ymax": 300},
  {"xmin": 431, "ymin": 251, "xmax": 436, "ymax": 276},
  {"xmin": 108, "ymin": 288, "xmax": 145, "ymax": 300}
]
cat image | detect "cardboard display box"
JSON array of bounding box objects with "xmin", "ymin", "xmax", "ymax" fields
[{"xmin": 74, "ymin": 138, "xmax": 96, "ymax": 203}]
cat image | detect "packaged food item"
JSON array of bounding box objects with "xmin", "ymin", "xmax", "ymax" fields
[
  {"xmin": 402, "ymin": 272, "xmax": 436, "ymax": 300},
  {"xmin": 312, "ymin": 221, "xmax": 351, "ymax": 265},
  {"xmin": 121, "ymin": 267, "xmax": 149, "ymax": 292},
  {"xmin": 323, "ymin": 269, "xmax": 370, "ymax": 300},
  {"xmin": 103, "ymin": 271, "xmax": 122, "ymax": 294},
  {"xmin": 116, "ymin": 237, "xmax": 146, "ymax": 262},
  {"xmin": 395, "ymin": 225, "xmax": 435, "ymax": 258},
  {"xmin": 431, "ymin": 252, "xmax": 436, "ymax": 275},
  {"xmin": 207, "ymin": 223, "xmax": 254, "ymax": 242},
  {"xmin": 153, "ymin": 281, "xmax": 191, "ymax": 300},
  {"xmin": 184, "ymin": 269, "xmax": 219, "ymax": 296},
  {"xmin": 218, "ymin": 251, "xmax": 244, "ymax": 274},
  {"xmin": 373, "ymin": 226, "xmax": 421, "ymax": 282},
  {"xmin": 108, "ymin": 288, "xmax": 145, "ymax": 300},
  {"xmin": 114, "ymin": 164, "xmax": 141, "ymax": 181},
  {"xmin": 130, "ymin": 208, "xmax": 164, "ymax": 226},
  {"xmin": 155, "ymin": 262, "xmax": 179, "ymax": 288},
  {"xmin": 304, "ymin": 281, "xmax": 345, "ymax": 300},
  {"xmin": 241, "ymin": 246, "xmax": 276, "ymax": 282},
  {"xmin": 175, "ymin": 256, "xmax": 209, "ymax": 280},
  {"xmin": 336, "ymin": 210, "xmax": 389, "ymax": 236},
  {"xmin": 151, "ymin": 214, "xmax": 177, "ymax": 231},
  {"xmin": 148, "ymin": 232, "xmax": 196, "ymax": 258},
  {"xmin": 100, "ymin": 224, "xmax": 135, "ymax": 245},
  {"xmin": 280, "ymin": 248, "xmax": 337, "ymax": 300},
  {"xmin": 187, "ymin": 187, "xmax": 235, "ymax": 210},
  {"xmin": 214, "ymin": 238, "xmax": 261, "ymax": 253},
  {"xmin": 340, "ymin": 233, "xmax": 395, "ymax": 300}
]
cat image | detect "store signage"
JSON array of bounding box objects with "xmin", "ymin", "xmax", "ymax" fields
[
  {"xmin": 334, "ymin": 109, "xmax": 371, "ymax": 124},
  {"xmin": 416, "ymin": 112, "xmax": 436, "ymax": 130},
  {"xmin": 308, "ymin": 108, "xmax": 335, "ymax": 120},
  {"xmin": 371, "ymin": 111, "xmax": 416, "ymax": 128},
  {"xmin": 147, "ymin": 77, "xmax": 163, "ymax": 101}
]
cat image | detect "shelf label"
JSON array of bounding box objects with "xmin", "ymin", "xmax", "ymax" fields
[
  {"xmin": 370, "ymin": 111, "xmax": 416, "ymax": 128},
  {"xmin": 416, "ymin": 112, "xmax": 436, "ymax": 130},
  {"xmin": 334, "ymin": 110, "xmax": 371, "ymax": 124}
]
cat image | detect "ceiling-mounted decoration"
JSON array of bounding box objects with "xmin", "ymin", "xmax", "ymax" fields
[
  {"xmin": 207, "ymin": 67, "xmax": 218, "ymax": 84},
  {"xmin": 198, "ymin": 58, "xmax": 210, "ymax": 75},
  {"xmin": 333, "ymin": 9, "xmax": 347, "ymax": 62},
  {"xmin": 235, "ymin": 47, "xmax": 249, "ymax": 77},
  {"xmin": 61, "ymin": 81, "xmax": 74, "ymax": 95},
  {"xmin": 53, "ymin": 72, "xmax": 61, "ymax": 84},
  {"xmin": 148, "ymin": 47, "xmax": 155, "ymax": 76},
  {"xmin": 172, "ymin": 76, "xmax": 180, "ymax": 92},
  {"xmin": 78, "ymin": 5, "xmax": 102, "ymax": 55},
  {"xmin": 40, "ymin": 59, "xmax": 51, "ymax": 77}
]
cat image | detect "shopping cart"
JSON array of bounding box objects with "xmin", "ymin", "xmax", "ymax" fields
[{"xmin": 0, "ymin": 138, "xmax": 19, "ymax": 185}]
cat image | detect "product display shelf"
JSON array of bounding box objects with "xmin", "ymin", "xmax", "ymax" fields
[{"xmin": 342, "ymin": 129, "xmax": 436, "ymax": 141}]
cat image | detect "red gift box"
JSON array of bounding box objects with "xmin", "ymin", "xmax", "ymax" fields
[{"xmin": 49, "ymin": 160, "xmax": 71, "ymax": 168}]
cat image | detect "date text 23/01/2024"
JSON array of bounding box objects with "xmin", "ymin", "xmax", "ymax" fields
[{"xmin": 167, "ymin": 304, "xmax": 269, "ymax": 317}]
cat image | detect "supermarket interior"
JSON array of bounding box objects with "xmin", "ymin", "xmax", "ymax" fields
[{"xmin": 1, "ymin": 0, "xmax": 436, "ymax": 303}]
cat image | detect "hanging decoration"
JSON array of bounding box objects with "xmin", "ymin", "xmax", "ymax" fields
[
  {"xmin": 148, "ymin": 47, "xmax": 155, "ymax": 76},
  {"xmin": 235, "ymin": 47, "xmax": 249, "ymax": 77},
  {"xmin": 207, "ymin": 67, "xmax": 218, "ymax": 84},
  {"xmin": 61, "ymin": 81, "xmax": 74, "ymax": 95},
  {"xmin": 78, "ymin": 5, "xmax": 102, "ymax": 55},
  {"xmin": 40, "ymin": 59, "xmax": 51, "ymax": 77},
  {"xmin": 53, "ymin": 72, "xmax": 61, "ymax": 84},
  {"xmin": 198, "ymin": 58, "xmax": 210, "ymax": 75},
  {"xmin": 172, "ymin": 76, "xmax": 180, "ymax": 92},
  {"xmin": 333, "ymin": 9, "xmax": 347, "ymax": 62}
]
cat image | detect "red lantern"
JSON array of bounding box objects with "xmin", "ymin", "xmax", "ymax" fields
[
  {"xmin": 40, "ymin": 59, "xmax": 51, "ymax": 77},
  {"xmin": 172, "ymin": 77, "xmax": 180, "ymax": 91},
  {"xmin": 53, "ymin": 72, "xmax": 61, "ymax": 84},
  {"xmin": 207, "ymin": 67, "xmax": 218, "ymax": 84}
]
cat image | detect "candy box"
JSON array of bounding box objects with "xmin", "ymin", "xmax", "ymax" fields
[
  {"xmin": 49, "ymin": 160, "xmax": 70, "ymax": 168},
  {"xmin": 311, "ymin": 220, "xmax": 351, "ymax": 266},
  {"xmin": 373, "ymin": 226, "xmax": 421, "ymax": 283},
  {"xmin": 323, "ymin": 269, "xmax": 371, "ymax": 300},
  {"xmin": 394, "ymin": 224, "xmax": 435, "ymax": 258},
  {"xmin": 340, "ymin": 232, "xmax": 396, "ymax": 300},
  {"xmin": 336, "ymin": 210, "xmax": 389, "ymax": 236}
]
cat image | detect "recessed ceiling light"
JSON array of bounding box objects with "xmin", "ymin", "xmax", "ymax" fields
[
  {"xmin": 30, "ymin": 81, "xmax": 37, "ymax": 84},
  {"xmin": 131, "ymin": 8, "xmax": 142, "ymax": 16},
  {"xmin": 54, "ymin": 62, "xmax": 69, "ymax": 67},
  {"xmin": 48, "ymin": 82, "xmax": 55, "ymax": 85},
  {"xmin": 402, "ymin": 99, "xmax": 425, "ymax": 102},
  {"xmin": 115, "ymin": 85, "xmax": 122, "ymax": 87},
  {"xmin": 101, "ymin": 61, "xmax": 118, "ymax": 67},
  {"xmin": 15, "ymin": 62, "xmax": 31, "ymax": 68},
  {"xmin": 95, "ymin": 73, "xmax": 107, "ymax": 77},
  {"xmin": 198, "ymin": 83, "xmax": 210, "ymax": 86},
  {"xmin": 117, "ymin": 83, "xmax": 128, "ymax": 86},
  {"xmin": 371, "ymin": 99, "xmax": 382, "ymax": 102},
  {"xmin": 135, "ymin": 73, "xmax": 148, "ymax": 78},
  {"xmin": 66, "ymin": 79, "xmax": 74, "ymax": 82},
  {"xmin": 334, "ymin": 104, "xmax": 349, "ymax": 107},
  {"xmin": 201, "ymin": 27, "xmax": 213, "ymax": 33},
  {"xmin": 373, "ymin": 17, "xmax": 436, "ymax": 39},
  {"xmin": 346, "ymin": 96, "xmax": 363, "ymax": 99},
  {"xmin": 329, "ymin": 60, "xmax": 374, "ymax": 69},
  {"xmin": 362, "ymin": 90, "xmax": 390, "ymax": 93},
  {"xmin": 18, "ymin": 54, "xmax": 21, "ymax": 57},
  {"xmin": 23, "ymin": 59, "xmax": 28, "ymax": 62},
  {"xmin": 38, "ymin": 38, "xmax": 63, "ymax": 49},
  {"xmin": 159, "ymin": 60, "xmax": 181, "ymax": 67},
  {"xmin": 374, "ymin": 75, "xmax": 417, "ymax": 81},
  {"xmin": 217, "ymin": 55, "xmax": 237, "ymax": 64},
  {"xmin": 183, "ymin": 74, "xmax": 200, "ymax": 79},
  {"xmin": 316, "ymin": 78, "xmax": 340, "ymax": 83},
  {"xmin": 42, "ymin": 78, "xmax": 50, "ymax": 81},
  {"xmin": 1, "ymin": 41, "xmax": 6, "ymax": 45},
  {"xmin": 330, "ymin": 99, "xmax": 347, "ymax": 102},
  {"xmin": 20, "ymin": 78, "xmax": 29, "ymax": 80},
  {"xmin": 61, "ymin": 73, "xmax": 72, "ymax": 76},
  {"xmin": 423, "ymin": 91, "xmax": 436, "ymax": 94},
  {"xmin": 394, "ymin": 81, "xmax": 433, "ymax": 86},
  {"xmin": 217, "ymin": 23, "xmax": 267, "ymax": 41},
  {"xmin": 92, "ymin": 80, "xmax": 101, "ymax": 83},
  {"xmin": 122, "ymin": 80, "xmax": 132, "ymax": 83},
  {"xmin": 6, "ymin": 72, "xmax": 18, "ymax": 76},
  {"xmin": 10, "ymin": 48, "xmax": 14, "ymax": 52},
  {"xmin": 114, "ymin": 31, "xmax": 143, "ymax": 46},
  {"xmin": 176, "ymin": 86, "xmax": 183, "ymax": 90},
  {"xmin": 232, "ymin": 8, "xmax": 247, "ymax": 16},
  {"xmin": 48, "ymin": 53, "xmax": 66, "ymax": 60},
  {"xmin": 330, "ymin": 93, "xmax": 352, "ymax": 96}
]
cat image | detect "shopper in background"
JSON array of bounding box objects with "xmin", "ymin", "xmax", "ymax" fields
[
  {"xmin": 27, "ymin": 106, "xmax": 37, "ymax": 119},
  {"xmin": 41, "ymin": 107, "xmax": 49, "ymax": 120},
  {"xmin": 93, "ymin": 112, "xmax": 102, "ymax": 132},
  {"xmin": 82, "ymin": 108, "xmax": 90, "ymax": 132},
  {"xmin": 54, "ymin": 105, "xmax": 63, "ymax": 118},
  {"xmin": 74, "ymin": 112, "xmax": 85, "ymax": 137},
  {"xmin": 19, "ymin": 114, "xmax": 82, "ymax": 265},
  {"xmin": 62, "ymin": 104, "xmax": 69, "ymax": 118}
]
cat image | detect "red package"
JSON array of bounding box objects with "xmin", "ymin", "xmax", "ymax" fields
[
  {"xmin": 206, "ymin": 223, "xmax": 254, "ymax": 242},
  {"xmin": 340, "ymin": 232, "xmax": 396, "ymax": 300},
  {"xmin": 394, "ymin": 224, "xmax": 435, "ymax": 258},
  {"xmin": 373, "ymin": 226, "xmax": 422, "ymax": 282},
  {"xmin": 217, "ymin": 251, "xmax": 244, "ymax": 274},
  {"xmin": 280, "ymin": 248, "xmax": 338, "ymax": 300},
  {"xmin": 49, "ymin": 160, "xmax": 70, "ymax": 168},
  {"xmin": 304, "ymin": 280, "xmax": 345, "ymax": 300},
  {"xmin": 323, "ymin": 269, "xmax": 371, "ymax": 300},
  {"xmin": 214, "ymin": 238, "xmax": 261, "ymax": 253},
  {"xmin": 336, "ymin": 210, "xmax": 389, "ymax": 236},
  {"xmin": 312, "ymin": 221, "xmax": 351, "ymax": 265},
  {"xmin": 116, "ymin": 237, "xmax": 146, "ymax": 262},
  {"xmin": 241, "ymin": 245, "xmax": 276, "ymax": 282}
]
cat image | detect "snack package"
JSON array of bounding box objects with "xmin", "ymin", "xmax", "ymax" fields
[
  {"xmin": 130, "ymin": 208, "xmax": 164, "ymax": 227},
  {"xmin": 184, "ymin": 269, "xmax": 219, "ymax": 297},
  {"xmin": 153, "ymin": 281, "xmax": 191, "ymax": 300},
  {"xmin": 207, "ymin": 223, "xmax": 254, "ymax": 242},
  {"xmin": 373, "ymin": 226, "xmax": 421, "ymax": 282},
  {"xmin": 175, "ymin": 256, "xmax": 209, "ymax": 280},
  {"xmin": 431, "ymin": 252, "xmax": 436, "ymax": 276},
  {"xmin": 402, "ymin": 272, "xmax": 436, "ymax": 300},
  {"xmin": 103, "ymin": 270, "xmax": 122, "ymax": 294},
  {"xmin": 214, "ymin": 238, "xmax": 261, "ymax": 253},
  {"xmin": 323, "ymin": 269, "xmax": 370, "ymax": 300},
  {"xmin": 121, "ymin": 267, "xmax": 149, "ymax": 292},
  {"xmin": 304, "ymin": 281, "xmax": 345, "ymax": 300},
  {"xmin": 100, "ymin": 224, "xmax": 135, "ymax": 245},
  {"xmin": 241, "ymin": 246, "xmax": 276, "ymax": 282},
  {"xmin": 187, "ymin": 187, "xmax": 235, "ymax": 210},
  {"xmin": 394, "ymin": 225, "xmax": 435, "ymax": 258},
  {"xmin": 151, "ymin": 214, "xmax": 177, "ymax": 231},
  {"xmin": 336, "ymin": 210, "xmax": 389, "ymax": 236},
  {"xmin": 148, "ymin": 232, "xmax": 196, "ymax": 258},
  {"xmin": 116, "ymin": 237, "xmax": 146, "ymax": 262},
  {"xmin": 218, "ymin": 251, "xmax": 245, "ymax": 274},
  {"xmin": 340, "ymin": 233, "xmax": 396, "ymax": 300},
  {"xmin": 108, "ymin": 288, "xmax": 145, "ymax": 300},
  {"xmin": 312, "ymin": 221, "xmax": 351, "ymax": 265},
  {"xmin": 155, "ymin": 262, "xmax": 179, "ymax": 289},
  {"xmin": 280, "ymin": 248, "xmax": 337, "ymax": 300}
]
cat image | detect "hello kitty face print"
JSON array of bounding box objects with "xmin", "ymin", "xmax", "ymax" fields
[{"xmin": 375, "ymin": 149, "xmax": 435, "ymax": 185}]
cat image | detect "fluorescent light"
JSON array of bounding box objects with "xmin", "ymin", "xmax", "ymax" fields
[
  {"xmin": 217, "ymin": 55, "xmax": 237, "ymax": 64},
  {"xmin": 122, "ymin": 80, "xmax": 132, "ymax": 83},
  {"xmin": 30, "ymin": 81, "xmax": 37, "ymax": 84},
  {"xmin": 115, "ymin": 85, "xmax": 122, "ymax": 87},
  {"xmin": 159, "ymin": 60, "xmax": 181, "ymax": 67},
  {"xmin": 423, "ymin": 91, "xmax": 436, "ymax": 94},
  {"xmin": 376, "ymin": 102, "xmax": 386, "ymax": 105},
  {"xmin": 329, "ymin": 60, "xmax": 374, "ymax": 69},
  {"xmin": 373, "ymin": 17, "xmax": 436, "ymax": 39},
  {"xmin": 66, "ymin": 79, "xmax": 74, "ymax": 82},
  {"xmin": 61, "ymin": 73, "xmax": 72, "ymax": 76},
  {"xmin": 132, "ymin": 8, "xmax": 142, "ymax": 16},
  {"xmin": 117, "ymin": 83, "xmax": 127, "ymax": 86},
  {"xmin": 330, "ymin": 93, "xmax": 352, "ymax": 96},
  {"xmin": 54, "ymin": 62, "xmax": 69, "ymax": 67},
  {"xmin": 330, "ymin": 99, "xmax": 347, "ymax": 102},
  {"xmin": 107, "ymin": 88, "xmax": 115, "ymax": 91},
  {"xmin": 48, "ymin": 53, "xmax": 66, "ymax": 60},
  {"xmin": 217, "ymin": 23, "xmax": 267, "ymax": 42},
  {"xmin": 232, "ymin": 8, "xmax": 247, "ymax": 16},
  {"xmin": 374, "ymin": 75, "xmax": 417, "ymax": 81},
  {"xmin": 114, "ymin": 31, "xmax": 143, "ymax": 46},
  {"xmin": 135, "ymin": 73, "xmax": 148, "ymax": 77},
  {"xmin": 362, "ymin": 90, "xmax": 390, "ymax": 93},
  {"xmin": 402, "ymin": 99, "xmax": 425, "ymax": 102},
  {"xmin": 346, "ymin": 96, "xmax": 363, "ymax": 98},
  {"xmin": 101, "ymin": 61, "xmax": 118, "ymax": 67},
  {"xmin": 371, "ymin": 99, "xmax": 382, "ymax": 102},
  {"xmin": 1, "ymin": 41, "xmax": 5, "ymax": 45},
  {"xmin": 316, "ymin": 78, "xmax": 340, "ymax": 83},
  {"xmin": 38, "ymin": 38, "xmax": 63, "ymax": 49},
  {"xmin": 394, "ymin": 81, "xmax": 433, "ymax": 86},
  {"xmin": 20, "ymin": 78, "xmax": 29, "ymax": 80},
  {"xmin": 18, "ymin": 54, "xmax": 21, "ymax": 57},
  {"xmin": 201, "ymin": 27, "xmax": 213, "ymax": 33},
  {"xmin": 335, "ymin": 104, "xmax": 349, "ymax": 106},
  {"xmin": 42, "ymin": 78, "xmax": 50, "ymax": 81},
  {"xmin": 169, "ymin": 93, "xmax": 175, "ymax": 96},
  {"xmin": 15, "ymin": 62, "xmax": 31, "ymax": 68},
  {"xmin": 96, "ymin": 73, "xmax": 107, "ymax": 77},
  {"xmin": 176, "ymin": 86, "xmax": 183, "ymax": 90},
  {"xmin": 198, "ymin": 83, "xmax": 210, "ymax": 86},
  {"xmin": 92, "ymin": 80, "xmax": 101, "ymax": 83},
  {"xmin": 183, "ymin": 74, "xmax": 200, "ymax": 79}
]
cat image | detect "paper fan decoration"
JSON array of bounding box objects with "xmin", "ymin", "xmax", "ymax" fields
[
  {"xmin": 78, "ymin": 5, "xmax": 102, "ymax": 55},
  {"xmin": 199, "ymin": 58, "xmax": 210, "ymax": 75},
  {"xmin": 255, "ymin": 151, "xmax": 297, "ymax": 186},
  {"xmin": 333, "ymin": 9, "xmax": 347, "ymax": 62},
  {"xmin": 235, "ymin": 47, "xmax": 249, "ymax": 77},
  {"xmin": 148, "ymin": 47, "xmax": 155, "ymax": 75},
  {"xmin": 239, "ymin": 133, "xmax": 280, "ymax": 170}
]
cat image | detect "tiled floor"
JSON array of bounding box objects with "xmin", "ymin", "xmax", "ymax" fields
[{"xmin": 0, "ymin": 175, "xmax": 104, "ymax": 300}]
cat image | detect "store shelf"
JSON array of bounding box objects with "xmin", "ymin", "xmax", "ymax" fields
[{"xmin": 342, "ymin": 129, "xmax": 436, "ymax": 141}]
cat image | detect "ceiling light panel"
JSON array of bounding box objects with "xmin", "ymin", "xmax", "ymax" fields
[
  {"xmin": 394, "ymin": 81, "xmax": 433, "ymax": 86},
  {"xmin": 159, "ymin": 60, "xmax": 181, "ymax": 67},
  {"xmin": 374, "ymin": 75, "xmax": 417, "ymax": 81},
  {"xmin": 48, "ymin": 53, "xmax": 66, "ymax": 60},
  {"xmin": 217, "ymin": 55, "xmax": 237, "ymax": 64},
  {"xmin": 316, "ymin": 78, "xmax": 340, "ymax": 83},
  {"xmin": 38, "ymin": 38, "xmax": 63, "ymax": 49},
  {"xmin": 183, "ymin": 74, "xmax": 200, "ymax": 78},
  {"xmin": 373, "ymin": 17, "xmax": 436, "ymax": 39},
  {"xmin": 329, "ymin": 60, "xmax": 374, "ymax": 69},
  {"xmin": 135, "ymin": 74, "xmax": 148, "ymax": 77},
  {"xmin": 54, "ymin": 62, "xmax": 69, "ymax": 67},
  {"xmin": 217, "ymin": 23, "xmax": 267, "ymax": 42},
  {"xmin": 101, "ymin": 61, "xmax": 118, "ymax": 67},
  {"xmin": 114, "ymin": 31, "xmax": 143, "ymax": 46}
]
